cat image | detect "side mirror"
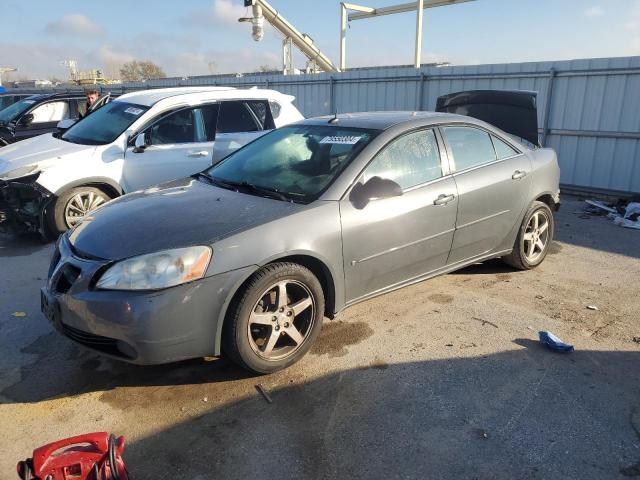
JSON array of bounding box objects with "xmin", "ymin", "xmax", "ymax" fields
[
  {"xmin": 56, "ymin": 119, "xmax": 76, "ymax": 132},
  {"xmin": 349, "ymin": 176, "xmax": 403, "ymax": 209},
  {"xmin": 19, "ymin": 113, "xmax": 34, "ymax": 127},
  {"xmin": 132, "ymin": 132, "xmax": 150, "ymax": 153}
]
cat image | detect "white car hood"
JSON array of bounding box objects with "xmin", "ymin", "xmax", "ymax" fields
[{"xmin": 0, "ymin": 134, "xmax": 96, "ymax": 178}]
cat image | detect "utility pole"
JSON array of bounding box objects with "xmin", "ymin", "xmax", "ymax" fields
[{"xmin": 414, "ymin": 0, "xmax": 424, "ymax": 68}]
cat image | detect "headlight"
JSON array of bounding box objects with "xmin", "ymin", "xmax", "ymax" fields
[
  {"xmin": 0, "ymin": 164, "xmax": 38, "ymax": 180},
  {"xmin": 96, "ymin": 246, "xmax": 212, "ymax": 291}
]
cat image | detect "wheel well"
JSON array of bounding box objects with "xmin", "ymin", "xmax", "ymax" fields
[
  {"xmin": 224, "ymin": 256, "xmax": 336, "ymax": 324},
  {"xmin": 219, "ymin": 255, "xmax": 337, "ymax": 352},
  {"xmin": 86, "ymin": 183, "xmax": 121, "ymax": 200},
  {"xmin": 273, "ymin": 255, "xmax": 336, "ymax": 318},
  {"xmin": 536, "ymin": 194, "xmax": 557, "ymax": 211}
]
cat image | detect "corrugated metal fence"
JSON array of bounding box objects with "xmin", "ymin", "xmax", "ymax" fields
[{"xmin": 91, "ymin": 56, "xmax": 640, "ymax": 194}]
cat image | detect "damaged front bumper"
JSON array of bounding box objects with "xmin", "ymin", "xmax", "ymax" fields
[{"xmin": 0, "ymin": 172, "xmax": 54, "ymax": 234}]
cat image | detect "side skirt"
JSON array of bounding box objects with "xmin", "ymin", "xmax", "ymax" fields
[{"xmin": 342, "ymin": 248, "xmax": 513, "ymax": 310}]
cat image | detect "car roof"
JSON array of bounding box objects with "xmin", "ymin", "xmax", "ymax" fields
[
  {"xmin": 116, "ymin": 86, "xmax": 295, "ymax": 107},
  {"xmin": 301, "ymin": 111, "xmax": 469, "ymax": 130},
  {"xmin": 9, "ymin": 92, "xmax": 86, "ymax": 103}
]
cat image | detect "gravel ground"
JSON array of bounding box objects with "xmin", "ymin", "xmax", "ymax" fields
[{"xmin": 0, "ymin": 195, "xmax": 639, "ymax": 479}]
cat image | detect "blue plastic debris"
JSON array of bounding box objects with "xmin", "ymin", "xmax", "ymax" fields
[{"xmin": 538, "ymin": 331, "xmax": 574, "ymax": 353}]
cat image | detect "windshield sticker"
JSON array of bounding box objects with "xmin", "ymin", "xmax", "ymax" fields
[
  {"xmin": 319, "ymin": 136, "xmax": 362, "ymax": 145},
  {"xmin": 23, "ymin": 100, "xmax": 36, "ymax": 104},
  {"xmin": 124, "ymin": 107, "xmax": 144, "ymax": 116}
]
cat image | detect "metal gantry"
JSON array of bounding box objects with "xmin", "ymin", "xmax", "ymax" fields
[{"xmin": 340, "ymin": 0, "xmax": 476, "ymax": 70}]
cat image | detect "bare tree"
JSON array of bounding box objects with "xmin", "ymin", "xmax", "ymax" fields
[
  {"xmin": 254, "ymin": 64, "xmax": 277, "ymax": 73},
  {"xmin": 119, "ymin": 60, "xmax": 166, "ymax": 82}
]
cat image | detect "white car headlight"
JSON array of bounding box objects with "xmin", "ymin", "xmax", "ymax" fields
[{"xmin": 96, "ymin": 246, "xmax": 212, "ymax": 291}]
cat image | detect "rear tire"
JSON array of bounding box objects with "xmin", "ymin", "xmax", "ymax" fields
[
  {"xmin": 222, "ymin": 262, "xmax": 325, "ymax": 374},
  {"xmin": 45, "ymin": 186, "xmax": 111, "ymax": 238},
  {"xmin": 503, "ymin": 201, "xmax": 554, "ymax": 270}
]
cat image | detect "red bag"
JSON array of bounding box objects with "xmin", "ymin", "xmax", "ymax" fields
[{"xmin": 17, "ymin": 432, "xmax": 128, "ymax": 480}]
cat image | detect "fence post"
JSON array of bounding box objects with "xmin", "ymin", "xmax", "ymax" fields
[
  {"xmin": 541, "ymin": 68, "xmax": 556, "ymax": 147},
  {"xmin": 417, "ymin": 72, "xmax": 426, "ymax": 110},
  {"xmin": 329, "ymin": 76, "xmax": 335, "ymax": 115}
]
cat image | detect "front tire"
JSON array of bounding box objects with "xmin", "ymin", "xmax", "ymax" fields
[
  {"xmin": 45, "ymin": 186, "xmax": 111, "ymax": 237},
  {"xmin": 222, "ymin": 262, "xmax": 325, "ymax": 374},
  {"xmin": 503, "ymin": 201, "xmax": 554, "ymax": 270}
]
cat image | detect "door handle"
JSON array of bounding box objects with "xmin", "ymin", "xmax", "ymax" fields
[
  {"xmin": 434, "ymin": 193, "xmax": 456, "ymax": 206},
  {"xmin": 512, "ymin": 170, "xmax": 527, "ymax": 180},
  {"xmin": 187, "ymin": 151, "xmax": 209, "ymax": 157}
]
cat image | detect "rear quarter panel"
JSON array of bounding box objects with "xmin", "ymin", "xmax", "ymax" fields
[
  {"xmin": 529, "ymin": 147, "xmax": 561, "ymax": 202},
  {"xmin": 494, "ymin": 147, "xmax": 560, "ymax": 252}
]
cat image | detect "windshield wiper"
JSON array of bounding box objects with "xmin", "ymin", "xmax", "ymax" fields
[{"xmin": 206, "ymin": 175, "xmax": 294, "ymax": 202}]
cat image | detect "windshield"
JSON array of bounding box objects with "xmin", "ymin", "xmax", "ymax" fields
[
  {"xmin": 0, "ymin": 97, "xmax": 38, "ymax": 125},
  {"xmin": 61, "ymin": 101, "xmax": 149, "ymax": 145},
  {"xmin": 206, "ymin": 125, "xmax": 379, "ymax": 203}
]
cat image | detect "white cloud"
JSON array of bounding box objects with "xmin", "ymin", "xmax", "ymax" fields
[
  {"xmin": 213, "ymin": 0, "xmax": 247, "ymax": 24},
  {"xmin": 584, "ymin": 6, "xmax": 604, "ymax": 18},
  {"xmin": 180, "ymin": 0, "xmax": 249, "ymax": 29},
  {"xmin": 44, "ymin": 14, "xmax": 105, "ymax": 37}
]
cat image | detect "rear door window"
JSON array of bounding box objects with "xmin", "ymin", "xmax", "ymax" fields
[
  {"xmin": 70, "ymin": 99, "xmax": 85, "ymax": 119},
  {"xmin": 197, "ymin": 103, "xmax": 220, "ymax": 141},
  {"xmin": 246, "ymin": 100, "xmax": 275, "ymax": 130},
  {"xmin": 217, "ymin": 101, "xmax": 261, "ymax": 133},
  {"xmin": 491, "ymin": 135, "xmax": 519, "ymax": 159},
  {"xmin": 443, "ymin": 126, "xmax": 497, "ymax": 172}
]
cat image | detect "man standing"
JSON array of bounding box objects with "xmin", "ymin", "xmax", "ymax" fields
[{"xmin": 80, "ymin": 89, "xmax": 99, "ymax": 118}]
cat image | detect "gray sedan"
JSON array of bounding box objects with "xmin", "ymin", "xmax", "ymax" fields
[{"xmin": 42, "ymin": 91, "xmax": 560, "ymax": 373}]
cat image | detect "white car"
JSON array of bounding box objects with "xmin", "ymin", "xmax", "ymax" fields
[{"xmin": 0, "ymin": 87, "xmax": 303, "ymax": 237}]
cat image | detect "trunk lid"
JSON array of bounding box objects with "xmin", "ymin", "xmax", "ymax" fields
[{"xmin": 436, "ymin": 90, "xmax": 539, "ymax": 146}]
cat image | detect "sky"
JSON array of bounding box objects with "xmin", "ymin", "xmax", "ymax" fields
[{"xmin": 1, "ymin": 0, "xmax": 638, "ymax": 81}]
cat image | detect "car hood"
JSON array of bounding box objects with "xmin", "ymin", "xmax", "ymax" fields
[
  {"xmin": 0, "ymin": 134, "xmax": 95, "ymax": 178},
  {"xmin": 68, "ymin": 177, "xmax": 305, "ymax": 260}
]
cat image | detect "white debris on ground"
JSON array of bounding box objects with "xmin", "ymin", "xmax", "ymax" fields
[{"xmin": 585, "ymin": 199, "xmax": 640, "ymax": 230}]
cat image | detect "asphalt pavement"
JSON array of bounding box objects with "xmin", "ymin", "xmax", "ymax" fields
[{"xmin": 0, "ymin": 196, "xmax": 639, "ymax": 479}]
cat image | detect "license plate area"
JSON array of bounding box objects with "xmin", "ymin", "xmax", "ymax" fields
[{"xmin": 40, "ymin": 289, "xmax": 60, "ymax": 326}]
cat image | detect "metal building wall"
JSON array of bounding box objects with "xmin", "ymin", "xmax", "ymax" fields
[{"xmin": 101, "ymin": 56, "xmax": 640, "ymax": 194}]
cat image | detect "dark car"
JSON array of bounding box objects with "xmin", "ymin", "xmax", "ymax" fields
[
  {"xmin": 0, "ymin": 92, "xmax": 92, "ymax": 145},
  {"xmin": 42, "ymin": 91, "xmax": 560, "ymax": 374},
  {"xmin": 0, "ymin": 92, "xmax": 37, "ymax": 112}
]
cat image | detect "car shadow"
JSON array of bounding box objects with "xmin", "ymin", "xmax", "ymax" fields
[
  {"xmin": 449, "ymin": 258, "xmax": 517, "ymax": 276},
  {"xmin": 115, "ymin": 344, "xmax": 639, "ymax": 479},
  {"xmin": 0, "ymin": 331, "xmax": 254, "ymax": 404},
  {"xmin": 5, "ymin": 332, "xmax": 640, "ymax": 478}
]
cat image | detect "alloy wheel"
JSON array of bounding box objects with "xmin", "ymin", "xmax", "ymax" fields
[
  {"xmin": 523, "ymin": 210, "xmax": 550, "ymax": 263},
  {"xmin": 247, "ymin": 280, "xmax": 316, "ymax": 361},
  {"xmin": 64, "ymin": 191, "xmax": 107, "ymax": 227}
]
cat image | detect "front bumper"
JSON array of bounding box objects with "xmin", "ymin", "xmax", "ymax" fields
[
  {"xmin": 553, "ymin": 190, "xmax": 561, "ymax": 211},
  {"xmin": 42, "ymin": 235, "xmax": 253, "ymax": 365},
  {"xmin": 0, "ymin": 172, "xmax": 53, "ymax": 233}
]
